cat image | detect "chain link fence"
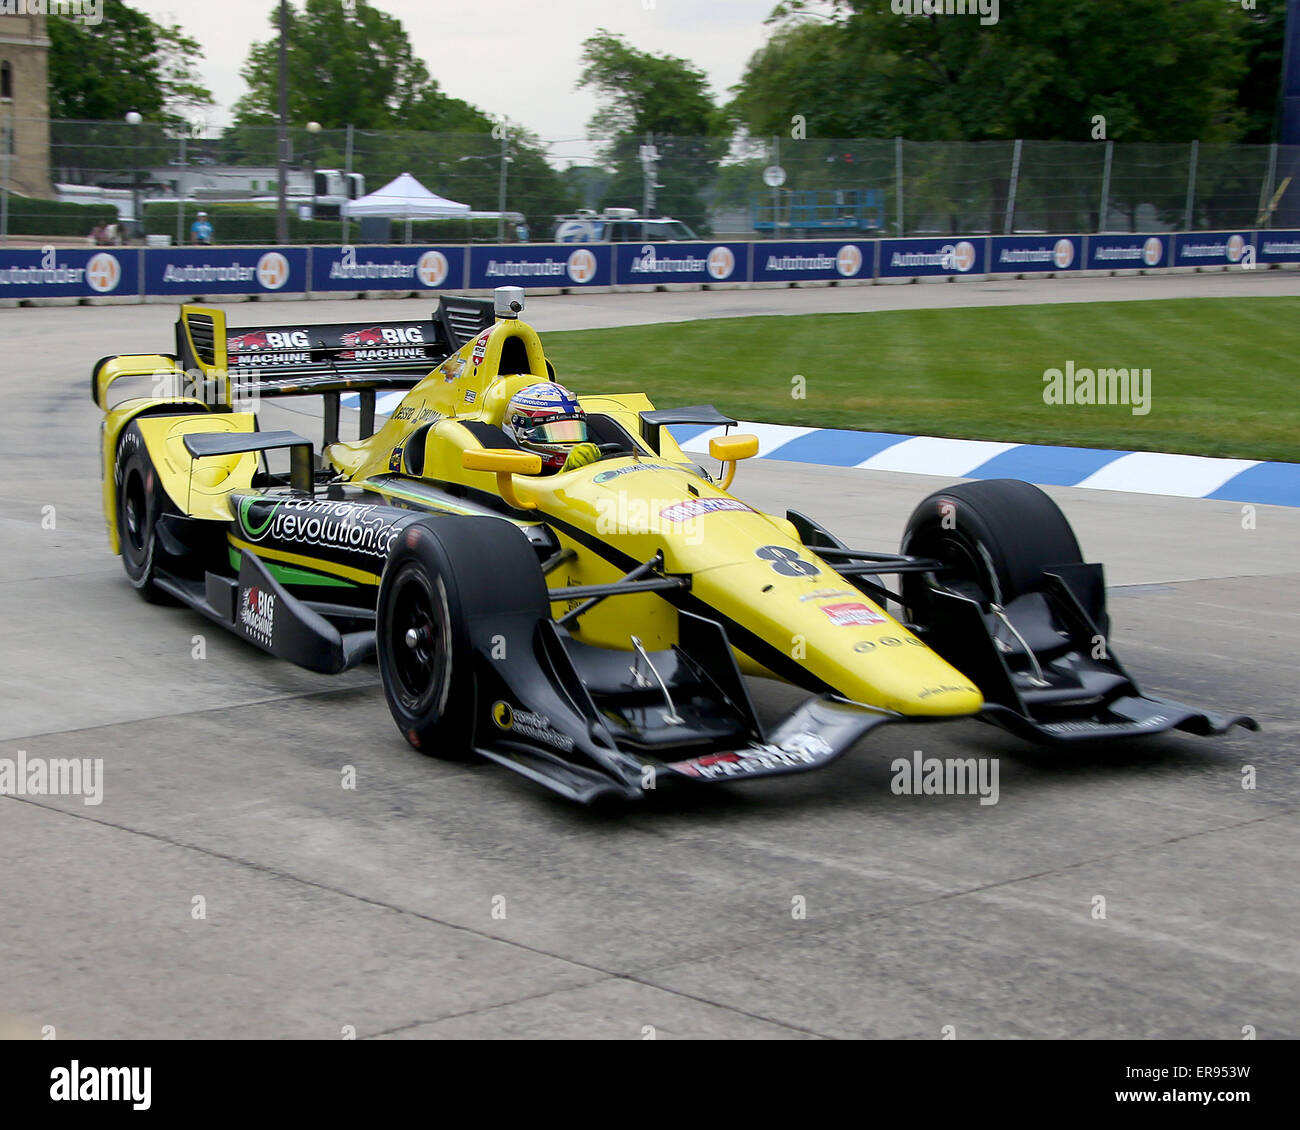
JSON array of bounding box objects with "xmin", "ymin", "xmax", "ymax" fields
[{"xmin": 1, "ymin": 117, "xmax": 1296, "ymax": 245}]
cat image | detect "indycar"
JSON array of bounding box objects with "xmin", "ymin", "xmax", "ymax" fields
[{"xmin": 91, "ymin": 288, "xmax": 1257, "ymax": 804}]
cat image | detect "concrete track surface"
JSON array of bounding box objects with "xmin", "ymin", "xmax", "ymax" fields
[{"xmin": 1, "ymin": 275, "xmax": 1297, "ymax": 1039}]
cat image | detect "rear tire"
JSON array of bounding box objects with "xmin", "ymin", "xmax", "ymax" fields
[
  {"xmin": 901, "ymin": 479, "xmax": 1083, "ymax": 627},
  {"xmin": 376, "ymin": 516, "xmax": 548, "ymax": 758}
]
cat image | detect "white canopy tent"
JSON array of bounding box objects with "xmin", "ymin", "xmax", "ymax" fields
[{"xmin": 342, "ymin": 172, "xmax": 471, "ymax": 241}]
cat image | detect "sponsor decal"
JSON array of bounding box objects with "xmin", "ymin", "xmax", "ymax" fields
[
  {"xmin": 416, "ymin": 250, "xmax": 450, "ymax": 287},
  {"xmin": 240, "ymin": 585, "xmax": 275, "ymax": 646},
  {"xmin": 706, "ymin": 245, "xmax": 736, "ymax": 280},
  {"xmin": 338, "ymin": 346, "xmax": 432, "ymax": 362},
  {"xmin": 889, "ymin": 240, "xmax": 976, "ymax": 272},
  {"xmin": 491, "ymin": 701, "xmax": 574, "ymax": 751},
  {"xmin": 471, "ymin": 329, "xmax": 492, "ymax": 366},
  {"xmin": 256, "ymin": 252, "xmax": 290, "ymax": 290},
  {"xmin": 86, "ymin": 252, "xmax": 123, "ymax": 293},
  {"xmin": 567, "ymin": 249, "xmax": 598, "ymax": 283},
  {"xmin": 592, "ymin": 462, "xmax": 673, "ymax": 483},
  {"xmin": 669, "ymin": 733, "xmax": 834, "ymax": 781},
  {"xmin": 821, "ymin": 601, "xmax": 886, "ymax": 627},
  {"xmin": 799, "ymin": 588, "xmax": 856, "ymax": 602},
  {"xmin": 658, "ymin": 497, "xmax": 750, "ymax": 522},
  {"xmin": 237, "ymin": 497, "xmax": 406, "ymax": 563},
  {"xmin": 464, "ymin": 389, "xmax": 477, "ymax": 403},
  {"xmin": 917, "ymin": 684, "xmax": 977, "ymax": 699},
  {"xmin": 439, "ymin": 357, "xmax": 466, "ymax": 383},
  {"xmin": 389, "ymin": 446, "xmax": 403, "ymax": 472},
  {"xmin": 391, "ymin": 404, "xmax": 442, "ymax": 424}
]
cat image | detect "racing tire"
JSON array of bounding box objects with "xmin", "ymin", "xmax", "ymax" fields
[
  {"xmin": 900, "ymin": 479, "xmax": 1083, "ymax": 627},
  {"xmin": 376, "ymin": 516, "xmax": 548, "ymax": 759},
  {"xmin": 114, "ymin": 423, "xmax": 173, "ymax": 603}
]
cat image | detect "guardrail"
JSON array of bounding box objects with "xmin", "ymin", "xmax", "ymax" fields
[{"xmin": 0, "ymin": 233, "xmax": 1295, "ymax": 301}]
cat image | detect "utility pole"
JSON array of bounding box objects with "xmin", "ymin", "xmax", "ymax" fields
[
  {"xmin": 275, "ymin": 0, "xmax": 289, "ymax": 244},
  {"xmin": 497, "ymin": 128, "xmax": 508, "ymax": 243}
]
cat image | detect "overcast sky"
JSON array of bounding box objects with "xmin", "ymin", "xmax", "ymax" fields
[{"xmin": 131, "ymin": 0, "xmax": 782, "ymax": 160}]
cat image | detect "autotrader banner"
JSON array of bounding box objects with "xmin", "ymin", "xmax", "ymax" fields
[
  {"xmin": 878, "ymin": 237, "xmax": 984, "ymax": 277},
  {"xmin": 614, "ymin": 241, "xmax": 750, "ymax": 285},
  {"xmin": 468, "ymin": 243, "xmax": 611, "ymax": 289},
  {"xmin": 1172, "ymin": 231, "xmax": 1254, "ymax": 267},
  {"xmin": 311, "ymin": 245, "xmax": 466, "ymax": 292},
  {"xmin": 751, "ymin": 241, "xmax": 873, "ymax": 282},
  {"xmin": 0, "ymin": 247, "xmax": 139, "ymax": 299},
  {"xmin": 1255, "ymin": 230, "xmax": 1300, "ymax": 263},
  {"xmin": 1087, "ymin": 234, "xmax": 1168, "ymax": 270},
  {"xmin": 990, "ymin": 235, "xmax": 1082, "ymax": 273},
  {"xmin": 144, "ymin": 247, "xmax": 309, "ymax": 295}
]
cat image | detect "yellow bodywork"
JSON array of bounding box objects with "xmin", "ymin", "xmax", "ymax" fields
[{"xmin": 320, "ymin": 314, "xmax": 983, "ymax": 719}]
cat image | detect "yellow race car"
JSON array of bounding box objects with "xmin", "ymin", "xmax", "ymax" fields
[{"xmin": 91, "ymin": 287, "xmax": 1256, "ymax": 803}]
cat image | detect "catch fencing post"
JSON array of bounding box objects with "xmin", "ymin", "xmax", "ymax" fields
[
  {"xmin": 895, "ymin": 136, "xmax": 904, "ymax": 236},
  {"xmin": 1004, "ymin": 138, "xmax": 1023, "ymax": 234},
  {"xmin": 341, "ymin": 123, "xmax": 353, "ymax": 246},
  {"xmin": 1098, "ymin": 140, "xmax": 1113, "ymax": 231},
  {"xmin": 1183, "ymin": 140, "xmax": 1199, "ymax": 231}
]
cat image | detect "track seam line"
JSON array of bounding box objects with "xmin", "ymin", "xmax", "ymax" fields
[{"xmin": 1, "ymin": 794, "xmax": 832, "ymax": 1040}]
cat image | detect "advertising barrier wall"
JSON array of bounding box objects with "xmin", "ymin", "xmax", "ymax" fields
[
  {"xmin": 0, "ymin": 232, "xmax": 1296, "ymax": 302},
  {"xmin": 613, "ymin": 241, "xmax": 750, "ymax": 286},
  {"xmin": 879, "ymin": 237, "xmax": 984, "ymax": 278},
  {"xmin": 989, "ymin": 235, "xmax": 1082, "ymax": 273},
  {"xmin": 751, "ymin": 241, "xmax": 874, "ymax": 282},
  {"xmin": 144, "ymin": 247, "xmax": 310, "ymax": 296},
  {"xmin": 0, "ymin": 247, "xmax": 138, "ymax": 299},
  {"xmin": 1172, "ymin": 232, "xmax": 1254, "ymax": 268},
  {"xmin": 311, "ymin": 245, "xmax": 465, "ymax": 292},
  {"xmin": 466, "ymin": 243, "xmax": 612, "ymax": 289}
]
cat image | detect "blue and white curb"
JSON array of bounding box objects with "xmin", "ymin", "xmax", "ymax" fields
[
  {"xmin": 342, "ymin": 392, "xmax": 1298, "ymax": 507},
  {"xmin": 667, "ymin": 422, "xmax": 1300, "ymax": 508}
]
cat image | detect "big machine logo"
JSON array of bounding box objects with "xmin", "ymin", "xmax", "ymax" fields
[
  {"xmin": 227, "ymin": 329, "xmax": 309, "ymax": 353},
  {"xmin": 240, "ymin": 585, "xmax": 275, "ymax": 646}
]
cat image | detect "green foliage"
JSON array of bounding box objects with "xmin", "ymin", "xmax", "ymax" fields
[
  {"xmin": 1, "ymin": 196, "xmax": 117, "ymax": 237},
  {"xmin": 48, "ymin": 0, "xmax": 212, "ymax": 125},
  {"xmin": 226, "ymin": 2, "xmax": 573, "ymax": 232},
  {"xmin": 578, "ymin": 31, "xmax": 729, "ymax": 235},
  {"xmin": 140, "ymin": 201, "xmax": 503, "ymax": 245},
  {"xmin": 731, "ymin": 0, "xmax": 1256, "ymax": 144}
]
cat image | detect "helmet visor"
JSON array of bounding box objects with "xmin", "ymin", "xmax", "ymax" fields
[{"xmin": 521, "ymin": 417, "xmax": 587, "ymax": 445}]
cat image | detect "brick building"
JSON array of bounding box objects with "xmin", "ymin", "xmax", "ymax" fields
[{"xmin": 0, "ymin": 11, "xmax": 52, "ymax": 198}]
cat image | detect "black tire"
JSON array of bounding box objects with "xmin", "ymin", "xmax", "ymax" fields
[
  {"xmin": 900, "ymin": 479, "xmax": 1083, "ymax": 626},
  {"xmin": 376, "ymin": 516, "xmax": 548, "ymax": 758},
  {"xmin": 114, "ymin": 423, "xmax": 172, "ymax": 602}
]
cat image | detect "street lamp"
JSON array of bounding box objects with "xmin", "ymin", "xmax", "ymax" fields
[{"xmin": 125, "ymin": 111, "xmax": 142, "ymax": 243}]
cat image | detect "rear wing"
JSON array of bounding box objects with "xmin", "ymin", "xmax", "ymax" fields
[{"xmin": 169, "ymin": 293, "xmax": 496, "ymax": 440}]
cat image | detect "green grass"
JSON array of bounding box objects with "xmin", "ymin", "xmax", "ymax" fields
[{"xmin": 544, "ymin": 297, "xmax": 1300, "ymax": 463}]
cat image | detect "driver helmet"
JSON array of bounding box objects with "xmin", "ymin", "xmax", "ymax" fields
[{"xmin": 504, "ymin": 382, "xmax": 588, "ymax": 470}]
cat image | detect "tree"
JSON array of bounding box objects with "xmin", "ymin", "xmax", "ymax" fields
[
  {"xmin": 577, "ymin": 31, "xmax": 730, "ymax": 234},
  {"xmin": 730, "ymin": 0, "xmax": 1251, "ymax": 144},
  {"xmin": 48, "ymin": 0, "xmax": 212, "ymax": 124},
  {"xmin": 227, "ymin": 1, "xmax": 573, "ymax": 233}
]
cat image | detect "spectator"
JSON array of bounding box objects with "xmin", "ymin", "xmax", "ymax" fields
[
  {"xmin": 191, "ymin": 212, "xmax": 213, "ymax": 245},
  {"xmin": 88, "ymin": 223, "xmax": 105, "ymax": 246},
  {"xmin": 517, "ymin": 221, "xmax": 530, "ymax": 242}
]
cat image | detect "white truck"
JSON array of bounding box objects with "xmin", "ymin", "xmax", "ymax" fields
[{"xmin": 553, "ymin": 207, "xmax": 698, "ymax": 243}]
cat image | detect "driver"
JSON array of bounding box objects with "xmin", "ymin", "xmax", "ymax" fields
[{"xmin": 503, "ymin": 382, "xmax": 601, "ymax": 473}]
